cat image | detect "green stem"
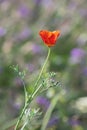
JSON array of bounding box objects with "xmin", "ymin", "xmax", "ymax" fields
[
  {"xmin": 14, "ymin": 104, "xmax": 27, "ymax": 130},
  {"xmin": 32, "ymin": 84, "xmax": 42, "ymax": 98},
  {"xmin": 31, "ymin": 47, "xmax": 51, "ymax": 101},
  {"xmin": 14, "ymin": 96, "xmax": 32, "ymax": 130},
  {"xmin": 14, "ymin": 47, "xmax": 51, "ymax": 130},
  {"xmin": 14, "ymin": 80, "xmax": 28, "ymax": 130},
  {"xmin": 34, "ymin": 47, "xmax": 51, "ymax": 90}
]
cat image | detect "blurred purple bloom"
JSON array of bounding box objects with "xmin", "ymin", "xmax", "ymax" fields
[
  {"xmin": 19, "ymin": 28, "xmax": 31, "ymax": 39},
  {"xmin": 0, "ymin": 27, "xmax": 6, "ymax": 37},
  {"xmin": 69, "ymin": 117, "xmax": 80, "ymax": 126},
  {"xmin": 68, "ymin": 1, "xmax": 77, "ymax": 10},
  {"xmin": 18, "ymin": 5, "xmax": 30, "ymax": 18},
  {"xmin": 34, "ymin": 0, "xmax": 42, "ymax": 4},
  {"xmin": 47, "ymin": 116, "xmax": 59, "ymax": 127},
  {"xmin": 14, "ymin": 77, "xmax": 23, "ymax": 87},
  {"xmin": 82, "ymin": 67, "xmax": 87, "ymax": 76},
  {"xmin": 69, "ymin": 48, "xmax": 86, "ymax": 64},
  {"xmin": 42, "ymin": 0, "xmax": 53, "ymax": 7},
  {"xmin": 27, "ymin": 64, "xmax": 35, "ymax": 72},
  {"xmin": 15, "ymin": 28, "xmax": 31, "ymax": 41},
  {"xmin": 32, "ymin": 44, "xmax": 42, "ymax": 54},
  {"xmin": 0, "ymin": 0, "xmax": 6, "ymax": 3},
  {"xmin": 36, "ymin": 96, "xmax": 50, "ymax": 111},
  {"xmin": 79, "ymin": 9, "xmax": 87, "ymax": 18}
]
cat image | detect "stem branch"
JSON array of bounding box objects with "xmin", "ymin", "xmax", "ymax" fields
[{"xmin": 14, "ymin": 47, "xmax": 51, "ymax": 130}]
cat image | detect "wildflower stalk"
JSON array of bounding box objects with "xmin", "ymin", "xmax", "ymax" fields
[
  {"xmin": 14, "ymin": 79, "xmax": 29, "ymax": 130},
  {"xmin": 14, "ymin": 104, "xmax": 27, "ymax": 130},
  {"xmin": 34, "ymin": 47, "xmax": 51, "ymax": 90},
  {"xmin": 14, "ymin": 47, "xmax": 51, "ymax": 130}
]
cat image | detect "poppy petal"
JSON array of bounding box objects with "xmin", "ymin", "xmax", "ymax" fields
[{"xmin": 39, "ymin": 30, "xmax": 60, "ymax": 47}]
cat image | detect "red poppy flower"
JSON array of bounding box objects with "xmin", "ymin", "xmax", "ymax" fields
[{"xmin": 39, "ymin": 30, "xmax": 60, "ymax": 47}]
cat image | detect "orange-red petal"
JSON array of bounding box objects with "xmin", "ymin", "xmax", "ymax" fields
[{"xmin": 39, "ymin": 30, "xmax": 60, "ymax": 47}]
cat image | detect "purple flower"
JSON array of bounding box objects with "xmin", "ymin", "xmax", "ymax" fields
[
  {"xmin": 42, "ymin": 0, "xmax": 53, "ymax": 8},
  {"xmin": 32, "ymin": 44, "xmax": 42, "ymax": 54},
  {"xmin": 0, "ymin": 0, "xmax": 6, "ymax": 3},
  {"xmin": 47, "ymin": 116, "xmax": 59, "ymax": 127},
  {"xmin": 68, "ymin": 1, "xmax": 77, "ymax": 10},
  {"xmin": 82, "ymin": 67, "xmax": 87, "ymax": 76},
  {"xmin": 36, "ymin": 96, "xmax": 50, "ymax": 111},
  {"xmin": 27, "ymin": 64, "xmax": 35, "ymax": 72},
  {"xmin": 79, "ymin": 9, "xmax": 87, "ymax": 18},
  {"xmin": 14, "ymin": 77, "xmax": 23, "ymax": 87},
  {"xmin": 68, "ymin": 117, "xmax": 80, "ymax": 126},
  {"xmin": 34, "ymin": 0, "xmax": 42, "ymax": 4},
  {"xmin": 0, "ymin": 27, "xmax": 6, "ymax": 37},
  {"xmin": 18, "ymin": 5, "xmax": 30, "ymax": 18},
  {"xmin": 19, "ymin": 28, "xmax": 31, "ymax": 39},
  {"xmin": 15, "ymin": 28, "xmax": 32, "ymax": 41},
  {"xmin": 69, "ymin": 48, "xmax": 86, "ymax": 64}
]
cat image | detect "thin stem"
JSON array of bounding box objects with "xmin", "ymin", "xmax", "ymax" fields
[
  {"xmin": 14, "ymin": 80, "xmax": 28, "ymax": 130},
  {"xmin": 34, "ymin": 47, "xmax": 51, "ymax": 90},
  {"xmin": 14, "ymin": 96, "xmax": 32, "ymax": 130},
  {"xmin": 14, "ymin": 104, "xmax": 27, "ymax": 130},
  {"xmin": 14, "ymin": 47, "xmax": 51, "ymax": 130},
  {"xmin": 32, "ymin": 84, "xmax": 42, "ymax": 98},
  {"xmin": 22, "ymin": 80, "xmax": 27, "ymax": 105},
  {"xmin": 31, "ymin": 47, "xmax": 51, "ymax": 103}
]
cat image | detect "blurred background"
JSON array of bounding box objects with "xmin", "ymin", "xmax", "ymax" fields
[{"xmin": 0, "ymin": 0, "xmax": 87, "ymax": 130}]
